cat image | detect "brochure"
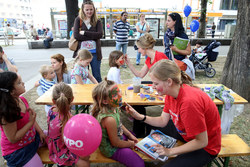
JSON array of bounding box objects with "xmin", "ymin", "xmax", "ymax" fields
[
  {"xmin": 172, "ymin": 37, "xmax": 190, "ymax": 55},
  {"xmin": 135, "ymin": 130, "xmax": 176, "ymax": 161}
]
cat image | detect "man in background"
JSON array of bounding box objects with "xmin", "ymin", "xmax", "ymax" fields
[
  {"xmin": 113, "ymin": 12, "xmax": 130, "ymax": 68},
  {"xmin": 43, "ymin": 28, "xmax": 54, "ymax": 48}
]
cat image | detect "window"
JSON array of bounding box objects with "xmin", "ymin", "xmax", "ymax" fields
[{"xmin": 220, "ymin": 0, "xmax": 238, "ymax": 10}]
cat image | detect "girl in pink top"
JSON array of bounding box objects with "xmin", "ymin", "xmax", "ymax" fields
[
  {"xmin": 47, "ymin": 82, "xmax": 89, "ymax": 167},
  {"xmin": 0, "ymin": 72, "xmax": 46, "ymax": 167}
]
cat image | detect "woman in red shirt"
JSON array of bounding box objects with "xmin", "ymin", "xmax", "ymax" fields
[{"xmin": 127, "ymin": 59, "xmax": 221, "ymax": 167}]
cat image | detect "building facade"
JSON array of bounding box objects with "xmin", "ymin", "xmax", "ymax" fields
[{"xmin": 0, "ymin": 0, "xmax": 33, "ymax": 28}]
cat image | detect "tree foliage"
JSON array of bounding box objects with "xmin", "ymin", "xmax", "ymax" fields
[
  {"xmin": 65, "ymin": 0, "xmax": 79, "ymax": 39},
  {"xmin": 220, "ymin": 0, "xmax": 250, "ymax": 101}
]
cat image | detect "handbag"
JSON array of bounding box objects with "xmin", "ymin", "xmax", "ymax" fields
[
  {"xmin": 68, "ymin": 19, "xmax": 83, "ymax": 51},
  {"xmin": 134, "ymin": 23, "xmax": 146, "ymax": 50},
  {"xmin": 68, "ymin": 34, "xmax": 78, "ymax": 51}
]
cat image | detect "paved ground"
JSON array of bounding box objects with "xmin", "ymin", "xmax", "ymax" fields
[{"xmin": 1, "ymin": 38, "xmax": 230, "ymax": 92}]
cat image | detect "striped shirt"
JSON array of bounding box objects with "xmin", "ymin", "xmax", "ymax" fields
[
  {"xmin": 113, "ymin": 20, "xmax": 130, "ymax": 44},
  {"xmin": 39, "ymin": 78, "xmax": 55, "ymax": 93}
]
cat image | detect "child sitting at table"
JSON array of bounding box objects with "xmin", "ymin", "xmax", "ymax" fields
[
  {"xmin": 47, "ymin": 82, "xmax": 90, "ymax": 167},
  {"xmin": 71, "ymin": 49, "xmax": 98, "ymax": 84},
  {"xmin": 107, "ymin": 50, "xmax": 125, "ymax": 84},
  {"xmin": 35, "ymin": 65, "xmax": 56, "ymax": 115},
  {"xmin": 35, "ymin": 65, "xmax": 56, "ymax": 93},
  {"xmin": 0, "ymin": 71, "xmax": 46, "ymax": 167},
  {"xmin": 91, "ymin": 78, "xmax": 144, "ymax": 167}
]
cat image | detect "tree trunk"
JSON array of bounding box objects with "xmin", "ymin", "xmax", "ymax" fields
[
  {"xmin": 220, "ymin": 0, "xmax": 250, "ymax": 101},
  {"xmin": 65, "ymin": 0, "xmax": 79, "ymax": 39},
  {"xmin": 197, "ymin": 0, "xmax": 208, "ymax": 38}
]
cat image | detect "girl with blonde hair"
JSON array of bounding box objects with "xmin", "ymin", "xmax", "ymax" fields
[
  {"xmin": 91, "ymin": 78, "xmax": 144, "ymax": 167},
  {"xmin": 71, "ymin": 49, "xmax": 98, "ymax": 84}
]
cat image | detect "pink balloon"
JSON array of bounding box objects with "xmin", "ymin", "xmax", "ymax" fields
[{"xmin": 63, "ymin": 114, "xmax": 102, "ymax": 157}]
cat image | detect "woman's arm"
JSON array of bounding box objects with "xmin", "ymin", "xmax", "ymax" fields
[
  {"xmin": 2, "ymin": 109, "xmax": 36, "ymax": 143},
  {"xmin": 84, "ymin": 20, "xmax": 103, "ymax": 39},
  {"xmin": 170, "ymin": 43, "xmax": 191, "ymax": 56},
  {"xmin": 154, "ymin": 131, "xmax": 208, "ymax": 157},
  {"xmin": 125, "ymin": 55, "xmax": 149, "ymax": 78},
  {"xmin": 126, "ymin": 105, "xmax": 170, "ymax": 127},
  {"xmin": 73, "ymin": 17, "xmax": 93, "ymax": 41},
  {"xmin": 103, "ymin": 117, "xmax": 135, "ymax": 148},
  {"xmin": 88, "ymin": 71, "xmax": 98, "ymax": 84}
]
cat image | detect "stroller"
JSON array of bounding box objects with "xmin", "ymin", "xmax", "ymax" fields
[{"xmin": 190, "ymin": 40, "xmax": 221, "ymax": 78}]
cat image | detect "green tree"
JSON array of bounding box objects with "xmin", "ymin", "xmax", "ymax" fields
[
  {"xmin": 65, "ymin": 0, "xmax": 79, "ymax": 39},
  {"xmin": 220, "ymin": 0, "xmax": 250, "ymax": 101}
]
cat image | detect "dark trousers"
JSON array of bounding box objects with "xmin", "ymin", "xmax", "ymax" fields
[
  {"xmin": 132, "ymin": 105, "xmax": 157, "ymax": 138},
  {"xmin": 212, "ymin": 30, "xmax": 215, "ymax": 38},
  {"xmin": 43, "ymin": 38, "xmax": 53, "ymax": 48},
  {"xmin": 90, "ymin": 53, "xmax": 102, "ymax": 83},
  {"xmin": 157, "ymin": 120, "xmax": 216, "ymax": 167}
]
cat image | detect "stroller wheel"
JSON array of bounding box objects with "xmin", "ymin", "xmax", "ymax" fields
[
  {"xmin": 205, "ymin": 67, "xmax": 216, "ymax": 78},
  {"xmin": 206, "ymin": 63, "xmax": 213, "ymax": 68}
]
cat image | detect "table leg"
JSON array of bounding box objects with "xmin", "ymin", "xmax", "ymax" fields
[{"xmin": 217, "ymin": 105, "xmax": 223, "ymax": 118}]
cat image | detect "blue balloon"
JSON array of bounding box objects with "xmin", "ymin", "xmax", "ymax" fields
[
  {"xmin": 190, "ymin": 20, "xmax": 200, "ymax": 32},
  {"xmin": 184, "ymin": 5, "xmax": 192, "ymax": 17}
]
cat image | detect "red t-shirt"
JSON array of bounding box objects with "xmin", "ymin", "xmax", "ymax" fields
[
  {"xmin": 145, "ymin": 51, "xmax": 168, "ymax": 69},
  {"xmin": 163, "ymin": 84, "xmax": 221, "ymax": 155}
]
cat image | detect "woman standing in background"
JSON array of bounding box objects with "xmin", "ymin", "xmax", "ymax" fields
[
  {"xmin": 73, "ymin": 0, "xmax": 103, "ymax": 83},
  {"xmin": 135, "ymin": 14, "xmax": 150, "ymax": 65}
]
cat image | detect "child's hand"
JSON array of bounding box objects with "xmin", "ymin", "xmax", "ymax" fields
[
  {"xmin": 28, "ymin": 108, "xmax": 36, "ymax": 125},
  {"xmin": 129, "ymin": 134, "xmax": 139, "ymax": 143},
  {"xmin": 127, "ymin": 139, "xmax": 135, "ymax": 148},
  {"xmin": 39, "ymin": 132, "xmax": 47, "ymax": 144}
]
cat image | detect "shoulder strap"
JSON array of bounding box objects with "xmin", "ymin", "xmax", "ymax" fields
[
  {"xmin": 19, "ymin": 96, "xmax": 29, "ymax": 109},
  {"xmin": 140, "ymin": 23, "xmax": 146, "ymax": 36},
  {"xmin": 79, "ymin": 18, "xmax": 83, "ymax": 30}
]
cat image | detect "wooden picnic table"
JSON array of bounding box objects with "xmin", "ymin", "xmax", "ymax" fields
[{"xmin": 35, "ymin": 84, "xmax": 248, "ymax": 106}]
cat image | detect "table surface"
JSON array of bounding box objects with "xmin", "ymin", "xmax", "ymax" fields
[{"xmin": 35, "ymin": 84, "xmax": 248, "ymax": 106}]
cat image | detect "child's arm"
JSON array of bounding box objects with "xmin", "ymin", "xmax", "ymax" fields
[
  {"xmin": 122, "ymin": 125, "xmax": 138, "ymax": 143},
  {"xmin": 34, "ymin": 80, "xmax": 40, "ymax": 87},
  {"xmin": 2, "ymin": 109, "xmax": 36, "ymax": 143},
  {"xmin": 103, "ymin": 117, "xmax": 135, "ymax": 148},
  {"xmin": 88, "ymin": 71, "xmax": 98, "ymax": 84},
  {"xmin": 75, "ymin": 75, "xmax": 84, "ymax": 84},
  {"xmin": 32, "ymin": 108, "xmax": 46, "ymax": 143}
]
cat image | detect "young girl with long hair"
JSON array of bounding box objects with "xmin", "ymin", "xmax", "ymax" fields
[
  {"xmin": 107, "ymin": 50, "xmax": 125, "ymax": 84},
  {"xmin": 71, "ymin": 49, "xmax": 98, "ymax": 84},
  {"xmin": 47, "ymin": 82, "xmax": 90, "ymax": 167},
  {"xmin": 0, "ymin": 71, "xmax": 46, "ymax": 167},
  {"xmin": 91, "ymin": 79, "xmax": 144, "ymax": 167}
]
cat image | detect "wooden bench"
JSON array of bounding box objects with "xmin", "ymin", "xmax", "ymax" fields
[{"xmin": 37, "ymin": 134, "xmax": 250, "ymax": 167}]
